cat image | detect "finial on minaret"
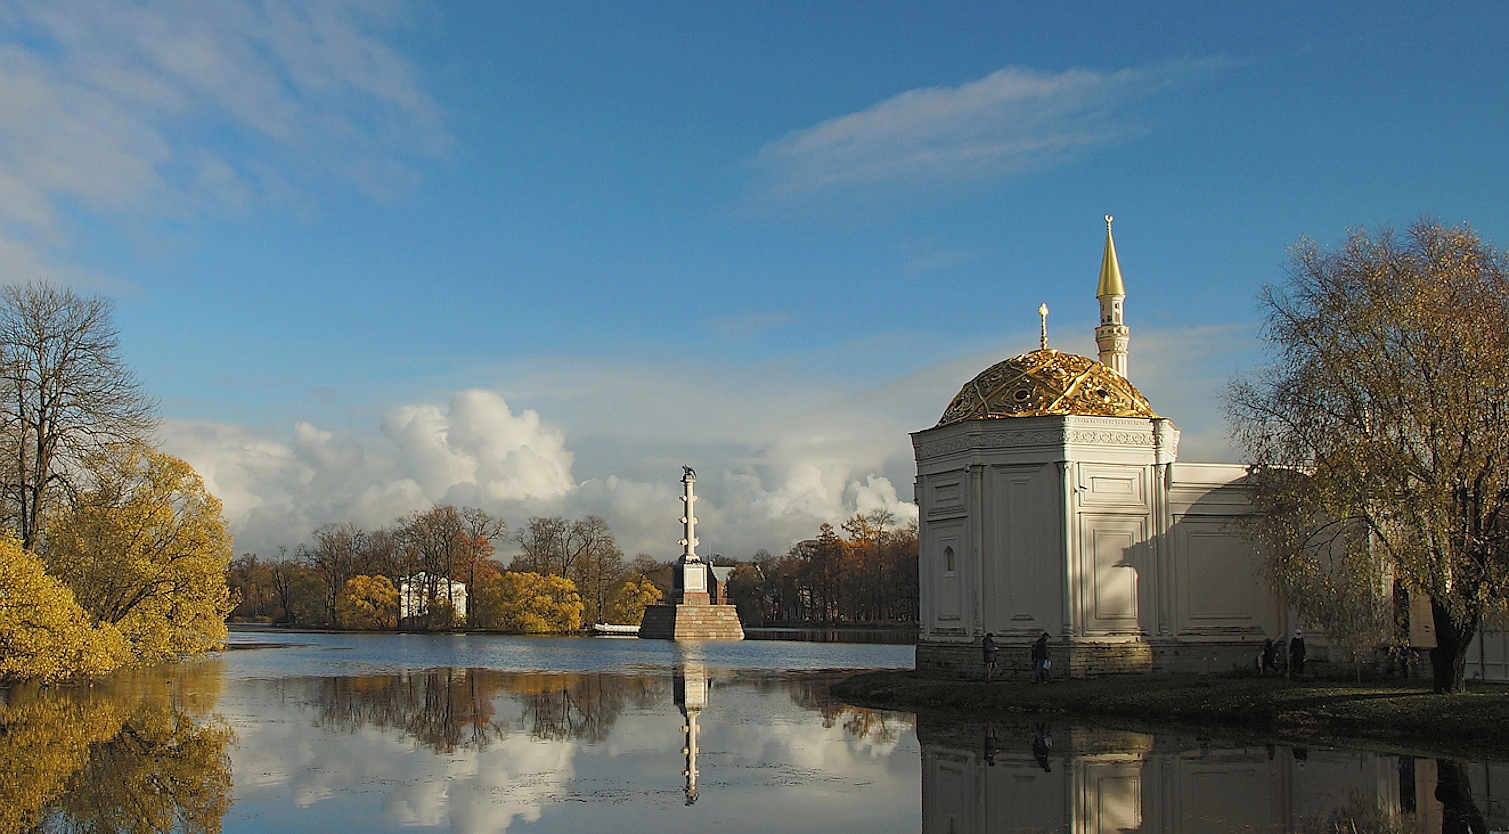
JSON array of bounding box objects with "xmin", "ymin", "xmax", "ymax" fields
[
  {"xmin": 1038, "ymin": 303, "xmax": 1049, "ymax": 350},
  {"xmin": 1094, "ymin": 214, "xmax": 1130, "ymax": 377}
]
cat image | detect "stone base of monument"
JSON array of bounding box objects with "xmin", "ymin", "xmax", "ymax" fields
[{"xmin": 638, "ymin": 603, "xmax": 744, "ymax": 641}]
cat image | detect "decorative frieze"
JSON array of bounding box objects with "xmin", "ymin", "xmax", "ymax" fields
[{"xmin": 913, "ymin": 423, "xmax": 1157, "ymax": 460}]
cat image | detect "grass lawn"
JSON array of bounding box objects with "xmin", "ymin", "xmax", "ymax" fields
[{"xmin": 833, "ymin": 670, "xmax": 1509, "ymax": 759}]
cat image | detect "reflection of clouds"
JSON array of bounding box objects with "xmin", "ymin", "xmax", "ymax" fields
[
  {"xmin": 229, "ymin": 698, "xmax": 578, "ymax": 833},
  {"xmin": 223, "ymin": 669, "xmax": 920, "ymax": 833}
]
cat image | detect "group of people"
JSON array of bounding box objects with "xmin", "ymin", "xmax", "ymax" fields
[
  {"xmin": 985, "ymin": 629, "xmax": 1320, "ymax": 682},
  {"xmin": 1259, "ymin": 629, "xmax": 1307, "ymax": 675},
  {"xmin": 981, "ymin": 632, "xmax": 1053, "ymax": 683}
]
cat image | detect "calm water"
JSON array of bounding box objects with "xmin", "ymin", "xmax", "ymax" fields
[{"xmin": 1, "ymin": 631, "xmax": 1505, "ymax": 833}]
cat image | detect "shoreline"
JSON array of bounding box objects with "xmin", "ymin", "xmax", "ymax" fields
[{"xmin": 833, "ymin": 669, "xmax": 1509, "ymax": 760}]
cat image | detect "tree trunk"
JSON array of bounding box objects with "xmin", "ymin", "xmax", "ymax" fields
[
  {"xmin": 1429, "ymin": 596, "xmax": 1477, "ymax": 694},
  {"xmin": 1435, "ymin": 759, "xmax": 1488, "ymax": 834}
]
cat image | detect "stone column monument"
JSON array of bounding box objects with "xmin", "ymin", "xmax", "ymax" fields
[{"xmin": 638, "ymin": 467, "xmax": 744, "ymax": 640}]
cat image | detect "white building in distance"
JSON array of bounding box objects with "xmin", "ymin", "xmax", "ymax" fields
[{"xmin": 398, "ymin": 572, "xmax": 468, "ymax": 625}]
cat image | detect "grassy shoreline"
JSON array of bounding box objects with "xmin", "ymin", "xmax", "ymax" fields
[{"xmin": 833, "ymin": 670, "xmax": 1509, "ymax": 760}]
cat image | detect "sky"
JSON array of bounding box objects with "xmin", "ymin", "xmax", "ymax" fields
[{"xmin": 1, "ymin": 1, "xmax": 1506, "ymax": 561}]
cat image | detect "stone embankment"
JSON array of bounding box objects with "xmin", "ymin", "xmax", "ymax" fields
[{"xmin": 833, "ymin": 670, "xmax": 1509, "ymax": 759}]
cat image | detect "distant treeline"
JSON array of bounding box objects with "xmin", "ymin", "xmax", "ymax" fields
[
  {"xmin": 226, "ymin": 507, "xmax": 663, "ymax": 631},
  {"xmin": 723, "ymin": 510, "xmax": 919, "ymax": 627},
  {"xmin": 228, "ymin": 506, "xmax": 919, "ymax": 634}
]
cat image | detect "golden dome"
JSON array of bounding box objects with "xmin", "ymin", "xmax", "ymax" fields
[{"xmin": 937, "ymin": 349, "xmax": 1157, "ymax": 426}]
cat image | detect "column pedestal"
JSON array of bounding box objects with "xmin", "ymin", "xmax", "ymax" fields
[{"xmin": 639, "ymin": 601, "xmax": 744, "ymax": 640}]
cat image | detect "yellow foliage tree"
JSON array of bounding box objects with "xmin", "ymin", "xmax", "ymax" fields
[
  {"xmin": 605, "ymin": 575, "xmax": 662, "ymax": 625},
  {"xmin": 0, "ymin": 533, "xmax": 126, "ymax": 684},
  {"xmin": 473, "ymin": 571, "xmax": 584, "ymax": 634},
  {"xmin": 336, "ymin": 575, "xmax": 399, "ymax": 630},
  {"xmin": 44, "ymin": 443, "xmax": 233, "ymax": 664}
]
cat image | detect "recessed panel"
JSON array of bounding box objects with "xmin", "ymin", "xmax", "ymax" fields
[
  {"xmin": 936, "ymin": 526, "xmax": 963, "ymax": 623},
  {"xmin": 1093, "ymin": 529, "xmax": 1138, "ymax": 621},
  {"xmin": 1175, "ymin": 519, "xmax": 1266, "ymax": 632},
  {"xmin": 1078, "ymin": 464, "xmax": 1148, "ymax": 510}
]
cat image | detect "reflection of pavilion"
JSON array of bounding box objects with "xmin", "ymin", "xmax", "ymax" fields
[
  {"xmin": 919, "ymin": 716, "xmax": 1505, "ymax": 833},
  {"xmin": 674, "ymin": 660, "xmax": 709, "ymax": 805}
]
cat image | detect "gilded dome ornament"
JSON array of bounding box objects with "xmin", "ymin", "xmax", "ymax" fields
[{"xmin": 937, "ymin": 348, "xmax": 1158, "ymax": 426}]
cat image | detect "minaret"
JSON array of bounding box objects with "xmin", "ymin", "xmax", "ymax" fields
[
  {"xmin": 1094, "ymin": 215, "xmax": 1130, "ymax": 378},
  {"xmin": 676, "ymin": 466, "xmax": 708, "ymax": 604}
]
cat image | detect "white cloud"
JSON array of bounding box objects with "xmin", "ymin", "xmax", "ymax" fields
[
  {"xmin": 162, "ymin": 368, "xmax": 929, "ymax": 559},
  {"xmin": 165, "ymin": 389, "xmax": 578, "ymax": 556},
  {"xmin": 162, "ymin": 319, "xmax": 1253, "ymax": 560},
  {"xmin": 753, "ymin": 59, "xmax": 1221, "ymax": 195},
  {"xmin": 0, "ymin": 0, "xmax": 446, "ymax": 286}
]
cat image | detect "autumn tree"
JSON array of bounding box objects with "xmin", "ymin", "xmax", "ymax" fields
[
  {"xmin": 400, "ymin": 505, "xmax": 471, "ymax": 617},
  {"xmin": 0, "ymin": 282, "xmax": 156, "ymax": 550},
  {"xmin": 459, "ymin": 507, "xmax": 506, "ymax": 625},
  {"xmin": 0, "ymin": 532, "xmax": 126, "ymax": 683},
  {"xmin": 1228, "ymin": 221, "xmax": 1509, "ymax": 693},
  {"xmin": 44, "ymin": 442, "xmax": 233, "ymax": 664},
  {"xmin": 336, "ymin": 575, "xmax": 400, "ymax": 630},
  {"xmin": 604, "ymin": 575, "xmax": 662, "ymax": 624},
  {"xmin": 473, "ymin": 571, "xmax": 584, "ymax": 633},
  {"xmin": 566, "ymin": 516, "xmax": 623, "ymax": 626},
  {"xmin": 304, "ymin": 522, "xmax": 369, "ymax": 624},
  {"xmin": 512, "ymin": 516, "xmax": 569, "ymax": 574}
]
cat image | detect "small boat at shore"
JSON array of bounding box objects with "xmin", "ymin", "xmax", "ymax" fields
[{"xmin": 592, "ymin": 623, "xmax": 640, "ymax": 636}]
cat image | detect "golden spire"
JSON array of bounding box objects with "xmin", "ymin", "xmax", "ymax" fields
[
  {"xmin": 1096, "ymin": 214, "xmax": 1125, "ymax": 298},
  {"xmin": 1038, "ymin": 303, "xmax": 1049, "ymax": 350}
]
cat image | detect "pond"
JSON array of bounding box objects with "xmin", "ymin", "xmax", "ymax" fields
[{"xmin": 0, "ymin": 630, "xmax": 1504, "ymax": 833}]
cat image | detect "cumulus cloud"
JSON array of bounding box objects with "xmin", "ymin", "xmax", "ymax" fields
[
  {"xmin": 166, "ymin": 389, "xmax": 578, "ymax": 556},
  {"xmin": 0, "ymin": 0, "xmax": 446, "ymax": 287},
  {"xmin": 752, "ymin": 59, "xmax": 1222, "ymax": 195},
  {"xmin": 162, "ymin": 371, "xmax": 927, "ymax": 560},
  {"xmin": 162, "ymin": 318, "xmax": 1250, "ymax": 560}
]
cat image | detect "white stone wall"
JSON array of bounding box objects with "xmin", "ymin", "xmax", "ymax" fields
[{"xmin": 914, "ymin": 415, "xmax": 1281, "ymax": 653}]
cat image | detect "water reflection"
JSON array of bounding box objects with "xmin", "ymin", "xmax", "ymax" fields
[
  {"xmin": 19, "ymin": 635, "xmax": 1504, "ymax": 834},
  {"xmin": 675, "ymin": 661, "xmax": 707, "ymax": 804},
  {"xmin": 307, "ymin": 668, "xmax": 665, "ymax": 752},
  {"xmin": 919, "ymin": 715, "xmax": 1508, "ymax": 833},
  {"xmin": 0, "ymin": 661, "xmax": 233, "ymax": 834}
]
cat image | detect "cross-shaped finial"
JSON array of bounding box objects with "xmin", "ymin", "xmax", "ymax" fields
[{"xmin": 1038, "ymin": 303, "xmax": 1049, "ymax": 350}]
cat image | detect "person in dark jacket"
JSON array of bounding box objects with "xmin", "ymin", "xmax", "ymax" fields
[
  {"xmin": 1261, "ymin": 638, "xmax": 1277, "ymax": 674},
  {"xmin": 1289, "ymin": 629, "xmax": 1307, "ymax": 675},
  {"xmin": 1030, "ymin": 632, "xmax": 1052, "ymax": 683},
  {"xmin": 982, "ymin": 633, "xmax": 998, "ymax": 681}
]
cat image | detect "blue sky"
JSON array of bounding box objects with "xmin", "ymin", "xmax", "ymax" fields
[{"xmin": 2, "ymin": 1, "xmax": 1506, "ymax": 558}]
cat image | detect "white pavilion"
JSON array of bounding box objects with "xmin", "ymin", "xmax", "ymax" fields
[{"xmin": 911, "ymin": 218, "xmax": 1280, "ymax": 677}]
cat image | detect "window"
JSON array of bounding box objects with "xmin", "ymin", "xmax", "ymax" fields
[{"xmin": 944, "ymin": 546, "xmax": 956, "ymax": 575}]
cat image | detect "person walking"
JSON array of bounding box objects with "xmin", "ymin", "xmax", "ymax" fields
[
  {"xmin": 982, "ymin": 633, "xmax": 998, "ymax": 682},
  {"xmin": 1289, "ymin": 629, "xmax": 1307, "ymax": 676},
  {"xmin": 1030, "ymin": 632, "xmax": 1052, "ymax": 683},
  {"xmin": 1261, "ymin": 638, "xmax": 1277, "ymax": 674}
]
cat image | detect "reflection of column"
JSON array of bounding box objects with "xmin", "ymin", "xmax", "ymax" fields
[{"xmin": 674, "ymin": 661, "xmax": 708, "ymax": 805}]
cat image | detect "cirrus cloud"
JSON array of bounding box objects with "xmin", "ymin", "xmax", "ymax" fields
[
  {"xmin": 0, "ymin": 0, "xmax": 447, "ymax": 288},
  {"xmin": 752, "ymin": 58, "xmax": 1224, "ymax": 195}
]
